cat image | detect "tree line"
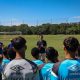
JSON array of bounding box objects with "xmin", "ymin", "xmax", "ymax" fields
[{"xmin": 0, "ymin": 22, "xmax": 80, "ymax": 35}]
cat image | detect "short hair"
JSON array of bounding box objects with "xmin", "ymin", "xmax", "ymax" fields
[
  {"xmin": 63, "ymin": 37, "xmax": 79, "ymax": 52},
  {"xmin": 12, "ymin": 36, "xmax": 26, "ymax": 50},
  {"xmin": 46, "ymin": 47, "xmax": 58, "ymax": 63},
  {"xmin": 8, "ymin": 48, "xmax": 16, "ymax": 60},
  {"xmin": 31, "ymin": 47, "xmax": 39, "ymax": 59}
]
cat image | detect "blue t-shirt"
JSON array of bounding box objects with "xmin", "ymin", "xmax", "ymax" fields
[
  {"xmin": 58, "ymin": 59, "xmax": 80, "ymax": 80},
  {"xmin": 2, "ymin": 58, "xmax": 10, "ymax": 70},
  {"xmin": 46, "ymin": 69, "xmax": 58, "ymax": 80},
  {"xmin": 32, "ymin": 60, "xmax": 44, "ymax": 66},
  {"xmin": 40, "ymin": 63, "xmax": 54, "ymax": 80}
]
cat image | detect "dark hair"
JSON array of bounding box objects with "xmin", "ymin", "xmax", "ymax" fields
[
  {"xmin": 77, "ymin": 44, "xmax": 80, "ymax": 57},
  {"xmin": 46, "ymin": 47, "xmax": 58, "ymax": 63},
  {"xmin": 12, "ymin": 36, "xmax": 26, "ymax": 50},
  {"xmin": 31, "ymin": 47, "xmax": 39, "ymax": 59},
  {"xmin": 63, "ymin": 37, "xmax": 79, "ymax": 53},
  {"xmin": 8, "ymin": 48, "xmax": 16, "ymax": 60},
  {"xmin": 3, "ymin": 47, "xmax": 9, "ymax": 59}
]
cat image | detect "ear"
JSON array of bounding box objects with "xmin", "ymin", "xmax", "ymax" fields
[
  {"xmin": 64, "ymin": 47, "xmax": 66, "ymax": 51},
  {"xmin": 13, "ymin": 47, "xmax": 16, "ymax": 52}
]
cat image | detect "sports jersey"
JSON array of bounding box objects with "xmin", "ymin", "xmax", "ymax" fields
[
  {"xmin": 46, "ymin": 69, "xmax": 58, "ymax": 80},
  {"xmin": 2, "ymin": 59, "xmax": 10, "ymax": 70},
  {"xmin": 40, "ymin": 63, "xmax": 54, "ymax": 80},
  {"xmin": 0, "ymin": 64, "xmax": 3, "ymax": 80},
  {"xmin": 57, "ymin": 59, "xmax": 80, "ymax": 80},
  {"xmin": 32, "ymin": 60, "xmax": 44, "ymax": 66},
  {"xmin": 3, "ymin": 59, "xmax": 40, "ymax": 80}
]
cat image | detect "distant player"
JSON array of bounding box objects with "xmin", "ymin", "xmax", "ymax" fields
[
  {"xmin": 52, "ymin": 37, "xmax": 80, "ymax": 80},
  {"xmin": 31, "ymin": 47, "xmax": 44, "ymax": 66},
  {"xmin": 37, "ymin": 34, "xmax": 47, "ymax": 62},
  {"xmin": 3, "ymin": 36, "xmax": 40, "ymax": 80},
  {"xmin": 8, "ymin": 39, "xmax": 13, "ymax": 49},
  {"xmin": 40, "ymin": 47, "xmax": 59, "ymax": 80}
]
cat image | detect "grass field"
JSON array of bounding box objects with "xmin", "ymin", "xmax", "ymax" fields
[{"xmin": 0, "ymin": 35, "xmax": 80, "ymax": 60}]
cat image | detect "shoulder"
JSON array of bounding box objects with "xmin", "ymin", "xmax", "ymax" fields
[
  {"xmin": 33, "ymin": 60, "xmax": 43, "ymax": 63},
  {"xmin": 25, "ymin": 59, "xmax": 38, "ymax": 73}
]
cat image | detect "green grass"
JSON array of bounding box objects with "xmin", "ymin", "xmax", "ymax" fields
[{"xmin": 0, "ymin": 35, "xmax": 80, "ymax": 60}]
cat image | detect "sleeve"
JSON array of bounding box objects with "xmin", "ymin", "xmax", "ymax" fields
[
  {"xmin": 2, "ymin": 64, "xmax": 10, "ymax": 80},
  {"xmin": 25, "ymin": 59, "xmax": 40, "ymax": 80},
  {"xmin": 46, "ymin": 69, "xmax": 58, "ymax": 80}
]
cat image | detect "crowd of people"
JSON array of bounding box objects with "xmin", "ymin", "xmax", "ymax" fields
[{"xmin": 0, "ymin": 35, "xmax": 80, "ymax": 80}]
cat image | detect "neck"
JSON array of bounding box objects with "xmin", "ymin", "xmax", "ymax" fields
[
  {"xmin": 65, "ymin": 52, "xmax": 75, "ymax": 59},
  {"xmin": 3, "ymin": 55, "xmax": 7, "ymax": 59},
  {"xmin": 15, "ymin": 52, "xmax": 22, "ymax": 59}
]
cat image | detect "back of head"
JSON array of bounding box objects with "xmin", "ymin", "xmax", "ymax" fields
[
  {"xmin": 46, "ymin": 47, "xmax": 59, "ymax": 63},
  {"xmin": 63, "ymin": 37, "xmax": 79, "ymax": 57},
  {"xmin": 12, "ymin": 36, "xmax": 26, "ymax": 50},
  {"xmin": 12, "ymin": 36, "xmax": 27, "ymax": 58},
  {"xmin": 8, "ymin": 48, "xmax": 16, "ymax": 60},
  {"xmin": 3, "ymin": 47, "xmax": 9, "ymax": 59},
  {"xmin": 31, "ymin": 47, "xmax": 39, "ymax": 59}
]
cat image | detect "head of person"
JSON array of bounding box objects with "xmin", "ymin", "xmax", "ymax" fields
[
  {"xmin": 8, "ymin": 48, "xmax": 16, "ymax": 60},
  {"xmin": 76, "ymin": 44, "xmax": 80, "ymax": 58},
  {"xmin": 3, "ymin": 46, "xmax": 9, "ymax": 59},
  {"xmin": 63, "ymin": 37, "xmax": 79, "ymax": 58},
  {"xmin": 12, "ymin": 36, "xmax": 27, "ymax": 59},
  {"xmin": 31, "ymin": 47, "xmax": 39, "ymax": 60},
  {"xmin": 46, "ymin": 47, "xmax": 59, "ymax": 63}
]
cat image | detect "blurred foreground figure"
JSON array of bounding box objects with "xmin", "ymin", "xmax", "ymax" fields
[
  {"xmin": 2, "ymin": 47, "xmax": 10, "ymax": 70},
  {"xmin": 52, "ymin": 37, "xmax": 80, "ymax": 80},
  {"xmin": 3, "ymin": 36, "xmax": 39, "ymax": 80}
]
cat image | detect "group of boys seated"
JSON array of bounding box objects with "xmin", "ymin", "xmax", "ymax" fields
[{"xmin": 0, "ymin": 35, "xmax": 80, "ymax": 80}]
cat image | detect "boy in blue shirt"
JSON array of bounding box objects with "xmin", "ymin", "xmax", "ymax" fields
[
  {"xmin": 40, "ymin": 47, "xmax": 59, "ymax": 80},
  {"xmin": 31, "ymin": 47, "xmax": 44, "ymax": 66},
  {"xmin": 2, "ymin": 47, "xmax": 10, "ymax": 70},
  {"xmin": 52, "ymin": 37, "xmax": 80, "ymax": 80}
]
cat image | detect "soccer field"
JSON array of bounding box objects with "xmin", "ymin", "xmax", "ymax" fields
[{"xmin": 0, "ymin": 35, "xmax": 80, "ymax": 60}]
